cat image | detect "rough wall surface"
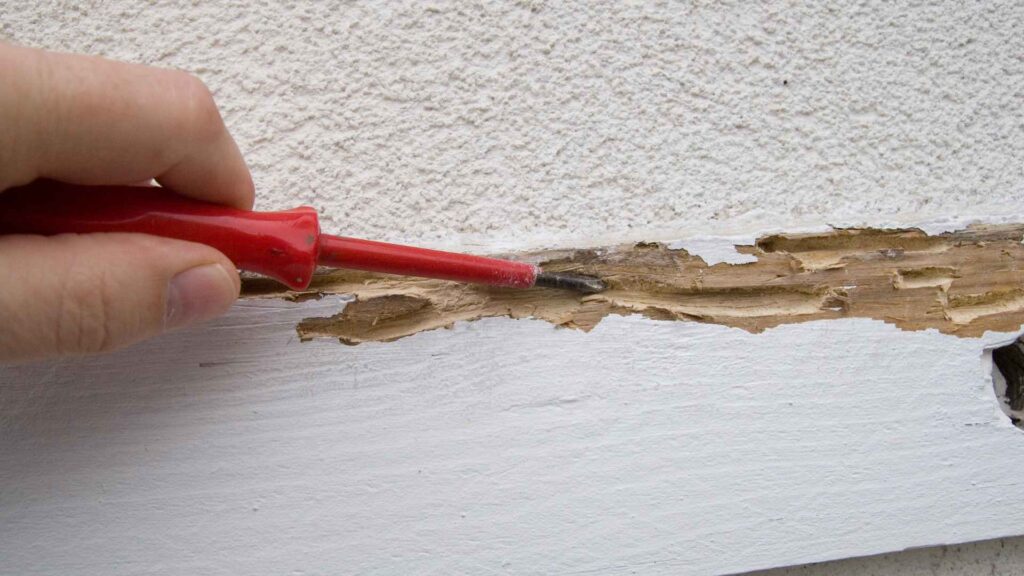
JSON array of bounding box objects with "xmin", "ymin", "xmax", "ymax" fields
[{"xmin": 4, "ymin": 1, "xmax": 1023, "ymax": 249}]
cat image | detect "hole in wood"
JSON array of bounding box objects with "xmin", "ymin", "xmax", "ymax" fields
[{"xmin": 992, "ymin": 337, "xmax": 1024, "ymax": 428}]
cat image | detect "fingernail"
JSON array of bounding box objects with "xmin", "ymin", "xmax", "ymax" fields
[{"xmin": 164, "ymin": 263, "xmax": 238, "ymax": 331}]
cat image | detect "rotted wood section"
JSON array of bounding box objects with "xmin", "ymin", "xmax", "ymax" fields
[{"xmin": 241, "ymin": 225, "xmax": 1024, "ymax": 344}]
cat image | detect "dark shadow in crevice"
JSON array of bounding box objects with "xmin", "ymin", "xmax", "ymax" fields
[{"xmin": 992, "ymin": 337, "xmax": 1024, "ymax": 428}]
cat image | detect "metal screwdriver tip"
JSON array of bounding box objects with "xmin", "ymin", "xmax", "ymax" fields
[{"xmin": 533, "ymin": 271, "xmax": 608, "ymax": 294}]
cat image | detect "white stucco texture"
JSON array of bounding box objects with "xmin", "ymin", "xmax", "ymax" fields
[{"xmin": 4, "ymin": 1, "xmax": 1023, "ymax": 250}]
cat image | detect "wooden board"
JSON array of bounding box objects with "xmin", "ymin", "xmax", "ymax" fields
[{"xmin": 2, "ymin": 295, "xmax": 1023, "ymax": 575}]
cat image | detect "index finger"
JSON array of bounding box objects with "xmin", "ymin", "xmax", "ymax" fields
[{"xmin": 0, "ymin": 42, "xmax": 254, "ymax": 209}]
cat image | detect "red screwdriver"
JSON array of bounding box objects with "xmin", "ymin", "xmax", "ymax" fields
[{"xmin": 0, "ymin": 181, "xmax": 606, "ymax": 294}]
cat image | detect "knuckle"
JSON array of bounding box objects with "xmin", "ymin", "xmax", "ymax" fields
[
  {"xmin": 55, "ymin": 260, "xmax": 115, "ymax": 355},
  {"xmin": 174, "ymin": 71, "xmax": 225, "ymax": 143}
]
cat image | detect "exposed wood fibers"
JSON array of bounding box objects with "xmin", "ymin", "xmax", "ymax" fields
[{"xmin": 240, "ymin": 225, "xmax": 1024, "ymax": 344}]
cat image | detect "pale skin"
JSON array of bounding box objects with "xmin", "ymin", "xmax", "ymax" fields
[{"xmin": 0, "ymin": 42, "xmax": 253, "ymax": 362}]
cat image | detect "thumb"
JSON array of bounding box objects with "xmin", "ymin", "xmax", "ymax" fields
[{"xmin": 0, "ymin": 232, "xmax": 239, "ymax": 363}]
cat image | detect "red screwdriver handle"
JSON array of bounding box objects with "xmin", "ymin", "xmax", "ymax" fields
[{"xmin": 0, "ymin": 181, "xmax": 321, "ymax": 290}]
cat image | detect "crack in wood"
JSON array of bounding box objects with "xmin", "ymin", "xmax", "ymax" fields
[
  {"xmin": 240, "ymin": 225, "xmax": 1024, "ymax": 344},
  {"xmin": 994, "ymin": 340, "xmax": 1024, "ymax": 415}
]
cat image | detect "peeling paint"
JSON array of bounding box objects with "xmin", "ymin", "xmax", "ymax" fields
[{"xmin": 667, "ymin": 235, "xmax": 758, "ymax": 265}]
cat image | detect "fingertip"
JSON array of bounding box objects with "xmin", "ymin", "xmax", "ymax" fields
[
  {"xmin": 234, "ymin": 166, "xmax": 256, "ymax": 210},
  {"xmin": 164, "ymin": 261, "xmax": 240, "ymax": 331},
  {"xmin": 155, "ymin": 127, "xmax": 256, "ymax": 210},
  {"xmin": 172, "ymin": 71, "xmax": 255, "ymax": 210},
  {"xmin": 156, "ymin": 156, "xmax": 255, "ymax": 210}
]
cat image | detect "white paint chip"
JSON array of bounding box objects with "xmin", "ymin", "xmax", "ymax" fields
[{"xmin": 669, "ymin": 235, "xmax": 758, "ymax": 265}]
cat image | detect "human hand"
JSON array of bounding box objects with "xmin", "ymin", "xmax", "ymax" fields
[{"xmin": 0, "ymin": 42, "xmax": 253, "ymax": 363}]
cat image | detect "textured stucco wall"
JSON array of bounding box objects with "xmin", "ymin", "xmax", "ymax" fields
[{"xmin": 4, "ymin": 1, "xmax": 1023, "ymax": 250}]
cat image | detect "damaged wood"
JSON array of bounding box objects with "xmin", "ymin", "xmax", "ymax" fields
[{"xmin": 240, "ymin": 225, "xmax": 1024, "ymax": 344}]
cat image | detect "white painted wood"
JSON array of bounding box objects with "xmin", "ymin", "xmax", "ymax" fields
[{"xmin": 2, "ymin": 297, "xmax": 1021, "ymax": 575}]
